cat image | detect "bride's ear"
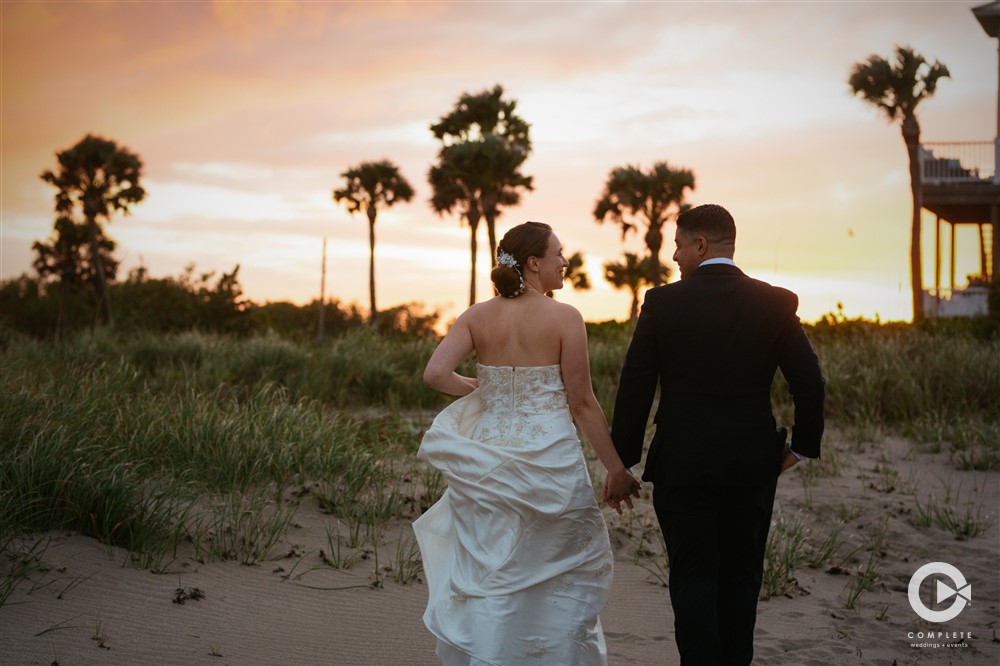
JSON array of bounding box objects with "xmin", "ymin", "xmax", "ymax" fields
[{"xmin": 526, "ymin": 256, "xmax": 539, "ymax": 273}]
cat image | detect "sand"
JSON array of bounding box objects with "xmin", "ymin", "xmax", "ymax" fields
[{"xmin": 2, "ymin": 428, "xmax": 998, "ymax": 665}]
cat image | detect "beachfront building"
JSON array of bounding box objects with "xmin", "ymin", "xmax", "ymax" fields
[{"xmin": 921, "ymin": 1, "xmax": 1000, "ymax": 318}]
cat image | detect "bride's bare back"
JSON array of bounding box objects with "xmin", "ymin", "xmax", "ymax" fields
[{"xmin": 467, "ymin": 292, "xmax": 571, "ymax": 367}]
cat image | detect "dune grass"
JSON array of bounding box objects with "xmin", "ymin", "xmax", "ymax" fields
[
  {"xmin": 3, "ymin": 327, "xmax": 444, "ymax": 411},
  {"xmin": 0, "ymin": 322, "xmax": 996, "ymax": 597},
  {"xmin": 771, "ymin": 326, "xmax": 999, "ymax": 467},
  {"xmin": 0, "ymin": 331, "xmax": 428, "ymax": 584}
]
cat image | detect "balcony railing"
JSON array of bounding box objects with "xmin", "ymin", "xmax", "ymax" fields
[
  {"xmin": 923, "ymin": 285, "xmax": 990, "ymax": 318},
  {"xmin": 920, "ymin": 140, "xmax": 999, "ymax": 184}
]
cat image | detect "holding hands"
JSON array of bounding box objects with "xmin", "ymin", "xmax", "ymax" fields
[
  {"xmin": 603, "ymin": 468, "xmax": 642, "ymax": 514},
  {"xmin": 779, "ymin": 445, "xmax": 800, "ymax": 475}
]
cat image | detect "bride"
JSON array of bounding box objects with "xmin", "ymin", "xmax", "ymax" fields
[{"xmin": 413, "ymin": 221, "xmax": 641, "ymax": 665}]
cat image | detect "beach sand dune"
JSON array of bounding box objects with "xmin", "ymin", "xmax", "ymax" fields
[{"xmin": 2, "ymin": 431, "xmax": 997, "ymax": 665}]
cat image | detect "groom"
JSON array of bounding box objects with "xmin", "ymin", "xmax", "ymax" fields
[{"xmin": 609, "ymin": 204, "xmax": 825, "ymax": 665}]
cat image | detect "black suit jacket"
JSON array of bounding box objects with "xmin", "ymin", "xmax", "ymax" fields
[{"xmin": 610, "ymin": 264, "xmax": 825, "ymax": 486}]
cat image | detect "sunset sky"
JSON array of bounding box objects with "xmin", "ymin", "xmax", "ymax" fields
[{"xmin": 2, "ymin": 1, "xmax": 995, "ymax": 326}]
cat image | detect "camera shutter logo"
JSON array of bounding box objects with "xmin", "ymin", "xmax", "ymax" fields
[{"xmin": 908, "ymin": 562, "xmax": 971, "ymax": 623}]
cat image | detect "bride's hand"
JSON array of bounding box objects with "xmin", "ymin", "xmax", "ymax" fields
[
  {"xmin": 603, "ymin": 476, "xmax": 622, "ymax": 514},
  {"xmin": 458, "ymin": 376, "xmax": 479, "ymax": 395},
  {"xmin": 604, "ymin": 468, "xmax": 641, "ymax": 513}
]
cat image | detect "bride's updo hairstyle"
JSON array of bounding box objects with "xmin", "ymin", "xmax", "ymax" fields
[{"xmin": 492, "ymin": 221, "xmax": 552, "ymax": 298}]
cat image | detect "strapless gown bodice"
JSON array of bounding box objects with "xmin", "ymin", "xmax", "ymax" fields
[
  {"xmin": 474, "ymin": 364, "xmax": 572, "ymax": 449},
  {"xmin": 477, "ymin": 364, "xmax": 567, "ymax": 414},
  {"xmin": 413, "ymin": 364, "xmax": 612, "ymax": 665}
]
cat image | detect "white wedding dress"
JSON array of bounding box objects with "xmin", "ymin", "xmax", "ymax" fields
[{"xmin": 413, "ymin": 364, "xmax": 613, "ymax": 665}]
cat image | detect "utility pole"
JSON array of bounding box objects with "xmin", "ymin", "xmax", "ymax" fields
[{"xmin": 317, "ymin": 237, "xmax": 327, "ymax": 340}]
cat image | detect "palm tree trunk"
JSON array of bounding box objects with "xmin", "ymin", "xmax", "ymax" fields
[
  {"xmin": 645, "ymin": 224, "xmax": 664, "ymax": 287},
  {"xmin": 483, "ymin": 195, "xmax": 498, "ymax": 267},
  {"xmin": 86, "ymin": 216, "xmax": 113, "ymax": 327},
  {"xmin": 902, "ymin": 116, "xmax": 924, "ymax": 321},
  {"xmin": 486, "ymin": 215, "xmax": 498, "ymax": 268},
  {"xmin": 368, "ymin": 208, "xmax": 377, "ymax": 325},
  {"xmin": 467, "ymin": 208, "xmax": 481, "ymax": 307},
  {"xmin": 630, "ymin": 290, "xmax": 639, "ymax": 323}
]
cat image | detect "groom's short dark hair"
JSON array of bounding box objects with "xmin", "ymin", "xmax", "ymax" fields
[{"xmin": 677, "ymin": 204, "xmax": 736, "ymax": 244}]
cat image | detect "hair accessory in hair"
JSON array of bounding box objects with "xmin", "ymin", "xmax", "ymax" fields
[
  {"xmin": 496, "ymin": 248, "xmax": 525, "ymax": 297},
  {"xmin": 497, "ymin": 249, "xmax": 518, "ymax": 269}
]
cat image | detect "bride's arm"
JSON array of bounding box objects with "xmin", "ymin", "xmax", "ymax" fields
[
  {"xmin": 559, "ymin": 308, "xmax": 639, "ymax": 508},
  {"xmin": 423, "ymin": 311, "xmax": 478, "ymax": 396}
]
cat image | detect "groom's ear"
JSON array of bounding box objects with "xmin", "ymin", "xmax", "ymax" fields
[{"xmin": 696, "ymin": 235, "xmax": 709, "ymax": 256}]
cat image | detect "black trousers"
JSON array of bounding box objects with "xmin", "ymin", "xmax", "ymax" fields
[{"xmin": 653, "ymin": 480, "xmax": 778, "ymax": 666}]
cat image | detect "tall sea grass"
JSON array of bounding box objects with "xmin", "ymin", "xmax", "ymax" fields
[
  {"xmin": 0, "ymin": 330, "xmax": 427, "ymax": 575},
  {"xmin": 2, "ymin": 328, "xmax": 444, "ymax": 411},
  {"xmin": 1, "ymin": 320, "xmax": 995, "ymax": 583},
  {"xmin": 772, "ymin": 326, "xmax": 1000, "ymax": 464}
]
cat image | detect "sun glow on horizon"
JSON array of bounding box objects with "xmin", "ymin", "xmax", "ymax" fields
[{"xmin": 1, "ymin": 1, "xmax": 993, "ymax": 328}]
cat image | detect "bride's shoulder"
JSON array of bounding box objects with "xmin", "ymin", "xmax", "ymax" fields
[
  {"xmin": 472, "ymin": 297, "xmax": 507, "ymax": 311},
  {"xmin": 545, "ymin": 299, "xmax": 584, "ymax": 324},
  {"xmin": 460, "ymin": 297, "xmax": 504, "ymax": 321}
]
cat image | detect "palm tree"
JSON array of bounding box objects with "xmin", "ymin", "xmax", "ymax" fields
[
  {"xmin": 333, "ymin": 159, "xmax": 414, "ymax": 324},
  {"xmin": 40, "ymin": 134, "xmax": 145, "ymax": 327},
  {"xmin": 429, "ymin": 141, "xmax": 489, "ymax": 306},
  {"xmin": 604, "ymin": 252, "xmax": 670, "ymax": 322},
  {"xmin": 593, "ymin": 161, "xmax": 694, "ymax": 287},
  {"xmin": 849, "ymin": 45, "xmax": 949, "ymax": 321},
  {"xmin": 431, "ymin": 84, "xmax": 533, "ymax": 269}
]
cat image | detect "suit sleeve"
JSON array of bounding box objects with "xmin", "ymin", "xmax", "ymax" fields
[
  {"xmin": 610, "ymin": 291, "xmax": 660, "ymax": 468},
  {"xmin": 777, "ymin": 292, "xmax": 825, "ymax": 458}
]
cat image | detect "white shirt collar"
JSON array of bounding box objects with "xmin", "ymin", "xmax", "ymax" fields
[{"xmin": 699, "ymin": 257, "xmax": 737, "ymax": 268}]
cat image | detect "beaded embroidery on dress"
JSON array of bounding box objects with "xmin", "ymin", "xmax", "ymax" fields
[{"xmin": 413, "ymin": 364, "xmax": 612, "ymax": 665}]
